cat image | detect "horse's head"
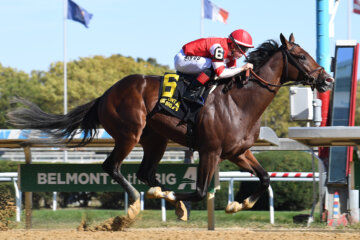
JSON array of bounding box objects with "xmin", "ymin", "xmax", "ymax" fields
[{"xmin": 280, "ymin": 33, "xmax": 334, "ymax": 92}]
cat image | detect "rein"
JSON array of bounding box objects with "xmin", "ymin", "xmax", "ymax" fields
[{"xmin": 246, "ymin": 45, "xmax": 324, "ymax": 90}]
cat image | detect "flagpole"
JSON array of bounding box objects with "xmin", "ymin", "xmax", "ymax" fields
[
  {"xmin": 201, "ymin": 0, "xmax": 204, "ymax": 37},
  {"xmin": 63, "ymin": 0, "xmax": 68, "ymax": 115},
  {"xmin": 63, "ymin": 0, "xmax": 68, "ymax": 163}
]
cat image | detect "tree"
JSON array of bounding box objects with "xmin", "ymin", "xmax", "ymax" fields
[
  {"xmin": 0, "ymin": 64, "xmax": 44, "ymax": 128},
  {"xmin": 0, "ymin": 55, "xmax": 172, "ymax": 128}
]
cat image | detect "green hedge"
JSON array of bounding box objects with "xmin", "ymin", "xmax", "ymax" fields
[
  {"xmin": 0, "ymin": 160, "xmax": 21, "ymax": 172},
  {"xmin": 0, "ymin": 161, "xmax": 19, "ymax": 200}
]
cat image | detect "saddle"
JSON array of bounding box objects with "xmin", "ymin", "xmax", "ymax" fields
[{"xmin": 148, "ymin": 72, "xmax": 214, "ymax": 148}]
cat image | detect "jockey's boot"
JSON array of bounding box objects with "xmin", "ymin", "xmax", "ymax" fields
[
  {"xmin": 183, "ymin": 71, "xmax": 210, "ymax": 105},
  {"xmin": 183, "ymin": 79, "xmax": 205, "ymax": 105}
]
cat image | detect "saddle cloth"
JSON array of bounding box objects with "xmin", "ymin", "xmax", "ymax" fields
[{"xmin": 157, "ymin": 72, "xmax": 212, "ymax": 125}]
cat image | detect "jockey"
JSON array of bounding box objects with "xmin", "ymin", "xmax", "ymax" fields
[{"xmin": 174, "ymin": 29, "xmax": 255, "ymax": 105}]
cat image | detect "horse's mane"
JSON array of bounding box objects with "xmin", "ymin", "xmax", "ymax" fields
[
  {"xmin": 245, "ymin": 40, "xmax": 279, "ymax": 71},
  {"xmin": 219, "ymin": 40, "xmax": 280, "ymax": 93}
]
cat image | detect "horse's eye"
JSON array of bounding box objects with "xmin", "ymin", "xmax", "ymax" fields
[{"xmin": 299, "ymin": 55, "xmax": 306, "ymax": 60}]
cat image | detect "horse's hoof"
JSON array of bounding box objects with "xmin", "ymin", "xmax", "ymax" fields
[
  {"xmin": 163, "ymin": 191, "xmax": 176, "ymax": 203},
  {"xmin": 175, "ymin": 201, "xmax": 188, "ymax": 221},
  {"xmin": 242, "ymin": 198, "xmax": 256, "ymax": 210},
  {"xmin": 146, "ymin": 186, "xmax": 163, "ymax": 199},
  {"xmin": 225, "ymin": 199, "xmax": 255, "ymax": 213},
  {"xmin": 225, "ymin": 201, "xmax": 242, "ymax": 213},
  {"xmin": 241, "ymin": 198, "xmax": 255, "ymax": 210},
  {"xmin": 127, "ymin": 199, "xmax": 141, "ymax": 220}
]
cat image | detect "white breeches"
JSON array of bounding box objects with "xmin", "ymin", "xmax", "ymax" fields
[{"xmin": 174, "ymin": 49, "xmax": 212, "ymax": 74}]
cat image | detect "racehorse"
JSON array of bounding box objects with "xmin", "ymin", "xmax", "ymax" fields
[{"xmin": 8, "ymin": 34, "xmax": 333, "ymax": 221}]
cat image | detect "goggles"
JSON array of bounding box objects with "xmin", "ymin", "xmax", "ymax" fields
[
  {"xmin": 229, "ymin": 34, "xmax": 249, "ymax": 55},
  {"xmin": 239, "ymin": 46, "xmax": 249, "ymax": 53}
]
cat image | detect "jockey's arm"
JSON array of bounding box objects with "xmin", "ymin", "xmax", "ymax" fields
[{"xmin": 213, "ymin": 62, "xmax": 253, "ymax": 79}]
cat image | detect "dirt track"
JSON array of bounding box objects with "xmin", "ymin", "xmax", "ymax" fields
[{"xmin": 1, "ymin": 228, "xmax": 359, "ymax": 240}]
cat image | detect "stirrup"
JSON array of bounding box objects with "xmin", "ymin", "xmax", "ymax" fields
[{"xmin": 183, "ymin": 95, "xmax": 204, "ymax": 105}]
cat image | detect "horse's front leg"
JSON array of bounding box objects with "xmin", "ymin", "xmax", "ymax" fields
[
  {"xmin": 225, "ymin": 149, "xmax": 270, "ymax": 213},
  {"xmin": 148, "ymin": 151, "xmax": 220, "ymax": 202}
]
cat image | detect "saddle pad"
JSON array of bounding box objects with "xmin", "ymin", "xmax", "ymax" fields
[{"xmin": 158, "ymin": 73, "xmax": 211, "ymax": 124}]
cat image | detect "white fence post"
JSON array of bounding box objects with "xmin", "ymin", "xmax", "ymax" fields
[
  {"xmin": 268, "ymin": 185, "xmax": 274, "ymax": 224},
  {"xmin": 228, "ymin": 178, "xmax": 234, "ymax": 204},
  {"xmin": 161, "ymin": 199, "xmax": 166, "ymax": 222},
  {"xmin": 12, "ymin": 177, "xmax": 21, "ymax": 222},
  {"xmin": 140, "ymin": 192, "xmax": 144, "ymax": 211},
  {"xmin": 52, "ymin": 192, "xmax": 57, "ymax": 211},
  {"xmin": 124, "ymin": 192, "xmax": 128, "ymax": 214}
]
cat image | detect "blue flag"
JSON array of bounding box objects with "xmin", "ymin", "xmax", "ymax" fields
[{"xmin": 67, "ymin": 0, "xmax": 93, "ymax": 28}]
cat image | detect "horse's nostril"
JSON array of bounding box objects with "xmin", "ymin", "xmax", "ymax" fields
[{"xmin": 326, "ymin": 78, "xmax": 334, "ymax": 83}]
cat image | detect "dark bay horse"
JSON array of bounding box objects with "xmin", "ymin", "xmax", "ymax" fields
[{"xmin": 8, "ymin": 34, "xmax": 333, "ymax": 221}]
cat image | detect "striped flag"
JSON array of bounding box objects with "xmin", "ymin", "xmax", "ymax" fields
[
  {"xmin": 203, "ymin": 0, "xmax": 229, "ymax": 24},
  {"xmin": 354, "ymin": 0, "xmax": 360, "ymax": 14}
]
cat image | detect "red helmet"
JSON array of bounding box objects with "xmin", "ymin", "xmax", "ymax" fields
[{"xmin": 229, "ymin": 29, "xmax": 254, "ymax": 48}]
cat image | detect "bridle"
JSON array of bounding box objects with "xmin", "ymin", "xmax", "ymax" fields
[
  {"xmin": 279, "ymin": 44, "xmax": 324, "ymax": 89},
  {"xmin": 247, "ymin": 43, "xmax": 324, "ymax": 90}
]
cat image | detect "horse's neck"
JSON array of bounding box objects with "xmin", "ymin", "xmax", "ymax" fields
[
  {"xmin": 231, "ymin": 51, "xmax": 284, "ymax": 121},
  {"xmin": 256, "ymin": 51, "xmax": 284, "ymax": 88}
]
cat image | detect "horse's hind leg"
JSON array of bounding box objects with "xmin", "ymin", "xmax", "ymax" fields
[
  {"xmin": 102, "ymin": 142, "xmax": 141, "ymax": 219},
  {"xmin": 136, "ymin": 127, "xmax": 168, "ymax": 187},
  {"xmin": 225, "ymin": 149, "xmax": 269, "ymax": 213},
  {"xmin": 136, "ymin": 127, "xmax": 188, "ymax": 221}
]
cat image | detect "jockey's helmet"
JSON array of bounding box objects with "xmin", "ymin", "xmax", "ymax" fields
[{"xmin": 229, "ymin": 29, "xmax": 254, "ymax": 50}]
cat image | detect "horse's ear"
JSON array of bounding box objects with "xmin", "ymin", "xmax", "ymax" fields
[
  {"xmin": 280, "ymin": 33, "xmax": 288, "ymax": 47},
  {"xmin": 289, "ymin": 33, "xmax": 295, "ymax": 43}
]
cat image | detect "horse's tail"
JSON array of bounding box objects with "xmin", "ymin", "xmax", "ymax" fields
[{"xmin": 7, "ymin": 97, "xmax": 100, "ymax": 146}]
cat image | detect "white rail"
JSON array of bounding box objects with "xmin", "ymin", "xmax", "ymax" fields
[
  {"xmin": 1, "ymin": 147, "xmax": 108, "ymax": 162},
  {"xmin": 220, "ymin": 171, "xmax": 319, "ymax": 181},
  {"xmin": 0, "ymin": 149, "xmax": 191, "ymax": 163}
]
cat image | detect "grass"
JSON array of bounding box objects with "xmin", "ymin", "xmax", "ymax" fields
[{"xmin": 10, "ymin": 208, "xmax": 354, "ymax": 230}]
